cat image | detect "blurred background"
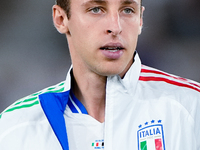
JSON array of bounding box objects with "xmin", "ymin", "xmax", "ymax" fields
[{"xmin": 0, "ymin": 0, "xmax": 200, "ymax": 112}]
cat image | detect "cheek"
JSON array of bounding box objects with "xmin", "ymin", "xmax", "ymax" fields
[
  {"xmin": 123, "ymin": 20, "xmax": 140, "ymax": 40},
  {"xmin": 72, "ymin": 20, "xmax": 97, "ymax": 42},
  {"xmin": 69, "ymin": 24, "xmax": 89, "ymax": 48},
  {"xmin": 122, "ymin": 24, "xmax": 139, "ymax": 41},
  {"xmin": 122, "ymin": 17, "xmax": 141, "ymax": 31},
  {"xmin": 69, "ymin": 24, "xmax": 97, "ymax": 58}
]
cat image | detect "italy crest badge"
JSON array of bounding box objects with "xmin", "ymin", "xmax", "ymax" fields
[{"xmin": 137, "ymin": 120, "xmax": 166, "ymax": 150}]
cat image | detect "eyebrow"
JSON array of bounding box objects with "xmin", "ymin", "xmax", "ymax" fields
[
  {"xmin": 81, "ymin": 0, "xmax": 140, "ymax": 8},
  {"xmin": 81, "ymin": 0, "xmax": 107, "ymax": 6},
  {"xmin": 120, "ymin": 0, "xmax": 139, "ymax": 6}
]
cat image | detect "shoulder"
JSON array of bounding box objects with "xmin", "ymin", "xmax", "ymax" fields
[
  {"xmin": 138, "ymin": 65, "xmax": 200, "ymax": 121},
  {"xmin": 0, "ymin": 81, "xmax": 66, "ymax": 135},
  {"xmin": 139, "ymin": 65, "xmax": 200, "ymax": 94},
  {"xmin": 138, "ymin": 65, "xmax": 200, "ymax": 139}
]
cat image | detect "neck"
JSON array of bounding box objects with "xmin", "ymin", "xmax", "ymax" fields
[{"xmin": 71, "ymin": 68, "xmax": 106, "ymax": 123}]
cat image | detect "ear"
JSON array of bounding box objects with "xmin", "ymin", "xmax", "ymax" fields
[
  {"xmin": 52, "ymin": 5, "xmax": 69, "ymax": 34},
  {"xmin": 138, "ymin": 6, "xmax": 145, "ymax": 35}
]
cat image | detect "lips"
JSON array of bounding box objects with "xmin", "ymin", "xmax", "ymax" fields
[
  {"xmin": 100, "ymin": 43, "xmax": 125, "ymax": 51},
  {"xmin": 100, "ymin": 43, "xmax": 124, "ymax": 59}
]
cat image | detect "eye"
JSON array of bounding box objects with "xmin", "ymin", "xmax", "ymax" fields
[
  {"xmin": 123, "ymin": 8, "xmax": 134, "ymax": 14},
  {"xmin": 89, "ymin": 7, "xmax": 102, "ymax": 14}
]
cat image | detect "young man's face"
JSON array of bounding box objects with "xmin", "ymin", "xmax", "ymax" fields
[{"xmin": 64, "ymin": 0, "xmax": 144, "ymax": 77}]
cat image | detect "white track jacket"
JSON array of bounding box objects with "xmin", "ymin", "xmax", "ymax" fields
[{"xmin": 0, "ymin": 53, "xmax": 200, "ymax": 150}]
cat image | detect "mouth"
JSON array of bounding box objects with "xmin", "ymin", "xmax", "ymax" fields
[
  {"xmin": 100, "ymin": 43, "xmax": 125, "ymax": 59},
  {"xmin": 100, "ymin": 43, "xmax": 125, "ymax": 52},
  {"xmin": 100, "ymin": 47, "xmax": 124, "ymax": 52}
]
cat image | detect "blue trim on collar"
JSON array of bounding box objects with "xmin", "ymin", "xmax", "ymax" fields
[
  {"xmin": 68, "ymin": 97, "xmax": 79, "ymax": 113},
  {"xmin": 39, "ymin": 91, "xmax": 70, "ymax": 150},
  {"xmin": 70, "ymin": 91, "xmax": 88, "ymax": 115}
]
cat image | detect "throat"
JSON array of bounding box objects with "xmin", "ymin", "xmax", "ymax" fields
[
  {"xmin": 87, "ymin": 102, "xmax": 105, "ymax": 123},
  {"xmin": 75, "ymin": 87, "xmax": 105, "ymax": 123},
  {"xmin": 71, "ymin": 69, "xmax": 106, "ymax": 123}
]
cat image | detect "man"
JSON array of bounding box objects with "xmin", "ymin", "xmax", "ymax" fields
[{"xmin": 0, "ymin": 0, "xmax": 200, "ymax": 149}]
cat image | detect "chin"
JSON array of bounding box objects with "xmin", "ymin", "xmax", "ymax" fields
[{"xmin": 91, "ymin": 60, "xmax": 131, "ymax": 77}]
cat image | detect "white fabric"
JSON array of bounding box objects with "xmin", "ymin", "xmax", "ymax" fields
[
  {"xmin": 64, "ymin": 107, "xmax": 105, "ymax": 149},
  {"xmin": 103, "ymin": 54, "xmax": 200, "ymax": 150},
  {"xmin": 0, "ymin": 104, "xmax": 62, "ymax": 150},
  {"xmin": 0, "ymin": 53, "xmax": 200, "ymax": 150}
]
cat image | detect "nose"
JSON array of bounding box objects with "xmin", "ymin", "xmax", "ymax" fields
[{"xmin": 106, "ymin": 12, "xmax": 122, "ymax": 36}]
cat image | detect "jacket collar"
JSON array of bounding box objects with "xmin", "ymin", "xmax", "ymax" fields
[
  {"xmin": 107, "ymin": 52, "xmax": 141, "ymax": 95},
  {"xmin": 64, "ymin": 52, "xmax": 141, "ymax": 94},
  {"xmin": 39, "ymin": 52, "xmax": 141, "ymax": 150},
  {"xmin": 39, "ymin": 91, "xmax": 70, "ymax": 150}
]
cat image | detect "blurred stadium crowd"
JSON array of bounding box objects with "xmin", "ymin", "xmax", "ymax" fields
[{"xmin": 0, "ymin": 0, "xmax": 200, "ymax": 111}]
